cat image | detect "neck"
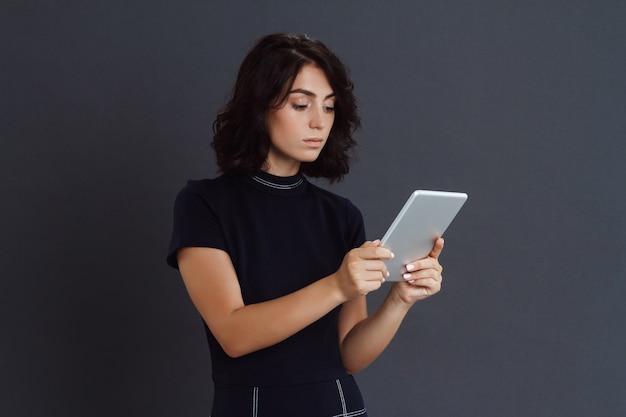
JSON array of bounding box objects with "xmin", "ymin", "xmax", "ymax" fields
[{"xmin": 262, "ymin": 160, "xmax": 301, "ymax": 177}]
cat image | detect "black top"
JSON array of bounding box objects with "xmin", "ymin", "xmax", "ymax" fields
[{"xmin": 167, "ymin": 171, "xmax": 366, "ymax": 386}]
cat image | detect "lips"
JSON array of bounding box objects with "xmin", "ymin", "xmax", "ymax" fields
[{"xmin": 303, "ymin": 138, "xmax": 324, "ymax": 148}]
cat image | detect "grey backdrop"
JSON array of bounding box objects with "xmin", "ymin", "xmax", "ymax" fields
[{"xmin": 2, "ymin": 1, "xmax": 625, "ymax": 416}]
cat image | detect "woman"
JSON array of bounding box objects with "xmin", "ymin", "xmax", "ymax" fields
[{"xmin": 167, "ymin": 33, "xmax": 444, "ymax": 417}]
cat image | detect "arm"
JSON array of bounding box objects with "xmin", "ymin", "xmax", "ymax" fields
[
  {"xmin": 177, "ymin": 242, "xmax": 391, "ymax": 358},
  {"xmin": 338, "ymin": 238, "xmax": 445, "ymax": 374}
]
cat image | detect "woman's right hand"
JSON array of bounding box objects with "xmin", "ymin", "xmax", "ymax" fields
[{"xmin": 333, "ymin": 240, "xmax": 393, "ymax": 300}]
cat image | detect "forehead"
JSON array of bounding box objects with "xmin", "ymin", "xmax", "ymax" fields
[{"xmin": 290, "ymin": 65, "xmax": 334, "ymax": 95}]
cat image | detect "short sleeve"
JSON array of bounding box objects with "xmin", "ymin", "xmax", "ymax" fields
[
  {"xmin": 166, "ymin": 181, "xmax": 227, "ymax": 269},
  {"xmin": 345, "ymin": 199, "xmax": 367, "ymax": 250}
]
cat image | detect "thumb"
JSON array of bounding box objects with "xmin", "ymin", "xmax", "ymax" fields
[
  {"xmin": 361, "ymin": 239, "xmax": 381, "ymax": 248},
  {"xmin": 429, "ymin": 237, "xmax": 445, "ymax": 259}
]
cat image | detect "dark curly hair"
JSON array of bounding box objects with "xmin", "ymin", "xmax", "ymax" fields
[{"xmin": 211, "ymin": 33, "xmax": 360, "ymax": 182}]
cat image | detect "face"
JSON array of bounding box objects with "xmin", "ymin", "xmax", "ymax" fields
[{"xmin": 265, "ymin": 65, "xmax": 335, "ymax": 176}]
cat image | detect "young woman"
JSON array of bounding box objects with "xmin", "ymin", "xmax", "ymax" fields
[{"xmin": 167, "ymin": 33, "xmax": 444, "ymax": 417}]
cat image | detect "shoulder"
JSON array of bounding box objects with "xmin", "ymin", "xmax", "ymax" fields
[
  {"xmin": 175, "ymin": 175, "xmax": 242, "ymax": 203},
  {"xmin": 306, "ymin": 182, "xmax": 366, "ymax": 247},
  {"xmin": 172, "ymin": 176, "xmax": 249, "ymax": 220},
  {"xmin": 306, "ymin": 181, "xmax": 363, "ymax": 217}
]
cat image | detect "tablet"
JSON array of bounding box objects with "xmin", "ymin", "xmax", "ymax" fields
[{"xmin": 380, "ymin": 190, "xmax": 467, "ymax": 281}]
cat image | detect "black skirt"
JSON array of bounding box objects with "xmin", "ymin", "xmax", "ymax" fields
[{"xmin": 211, "ymin": 375, "xmax": 368, "ymax": 417}]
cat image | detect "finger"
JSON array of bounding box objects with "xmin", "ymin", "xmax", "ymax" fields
[
  {"xmin": 362, "ymin": 260, "xmax": 389, "ymax": 280},
  {"xmin": 404, "ymin": 258, "xmax": 442, "ymax": 274},
  {"xmin": 402, "ymin": 264, "xmax": 442, "ymax": 281},
  {"xmin": 359, "ymin": 245, "xmax": 394, "ymax": 260},
  {"xmin": 403, "ymin": 271, "xmax": 441, "ymax": 283},
  {"xmin": 364, "ymin": 278, "xmax": 385, "ymax": 294},
  {"xmin": 428, "ymin": 237, "xmax": 445, "ymax": 259},
  {"xmin": 404, "ymin": 275, "xmax": 442, "ymax": 289}
]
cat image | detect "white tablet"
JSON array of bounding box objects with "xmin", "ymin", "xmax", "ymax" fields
[{"xmin": 380, "ymin": 190, "xmax": 468, "ymax": 281}]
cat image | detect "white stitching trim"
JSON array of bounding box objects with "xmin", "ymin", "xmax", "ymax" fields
[
  {"xmin": 336, "ymin": 379, "xmax": 347, "ymax": 416},
  {"xmin": 333, "ymin": 379, "xmax": 366, "ymax": 417},
  {"xmin": 251, "ymin": 175, "xmax": 303, "ymax": 190},
  {"xmin": 333, "ymin": 410, "xmax": 367, "ymax": 417},
  {"xmin": 252, "ymin": 386, "xmax": 259, "ymax": 417}
]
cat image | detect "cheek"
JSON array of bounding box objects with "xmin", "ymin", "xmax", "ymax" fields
[
  {"xmin": 266, "ymin": 113, "xmax": 285, "ymax": 139},
  {"xmin": 269, "ymin": 111, "xmax": 294, "ymax": 130}
]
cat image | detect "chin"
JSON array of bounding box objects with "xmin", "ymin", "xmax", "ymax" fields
[
  {"xmin": 299, "ymin": 155, "xmax": 322, "ymax": 164},
  {"xmin": 300, "ymin": 149, "xmax": 324, "ymax": 162}
]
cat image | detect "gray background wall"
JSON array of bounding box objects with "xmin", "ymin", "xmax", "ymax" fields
[{"xmin": 2, "ymin": 1, "xmax": 625, "ymax": 416}]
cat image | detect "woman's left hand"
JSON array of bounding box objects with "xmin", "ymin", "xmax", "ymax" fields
[{"xmin": 393, "ymin": 237, "xmax": 444, "ymax": 305}]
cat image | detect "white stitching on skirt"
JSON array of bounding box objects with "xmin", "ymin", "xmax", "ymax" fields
[
  {"xmin": 333, "ymin": 410, "xmax": 367, "ymax": 417},
  {"xmin": 252, "ymin": 386, "xmax": 259, "ymax": 417},
  {"xmin": 336, "ymin": 379, "xmax": 347, "ymax": 416},
  {"xmin": 333, "ymin": 379, "xmax": 366, "ymax": 417}
]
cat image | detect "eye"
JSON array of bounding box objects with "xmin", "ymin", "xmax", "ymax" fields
[
  {"xmin": 323, "ymin": 105, "xmax": 335, "ymax": 113},
  {"xmin": 292, "ymin": 104, "xmax": 308, "ymax": 111}
]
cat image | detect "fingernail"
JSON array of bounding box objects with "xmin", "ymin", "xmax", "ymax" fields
[
  {"xmin": 406, "ymin": 264, "xmax": 415, "ymax": 271},
  {"xmin": 403, "ymin": 273, "xmax": 412, "ymax": 280},
  {"xmin": 386, "ymin": 271, "xmax": 390, "ymax": 277},
  {"xmin": 390, "ymin": 252, "xmax": 395, "ymax": 259}
]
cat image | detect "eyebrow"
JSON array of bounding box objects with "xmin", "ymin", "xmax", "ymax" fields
[{"xmin": 289, "ymin": 88, "xmax": 335, "ymax": 99}]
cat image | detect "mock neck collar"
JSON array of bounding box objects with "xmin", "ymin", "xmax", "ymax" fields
[{"xmin": 246, "ymin": 171, "xmax": 307, "ymax": 196}]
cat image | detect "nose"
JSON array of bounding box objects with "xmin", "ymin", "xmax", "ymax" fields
[{"xmin": 309, "ymin": 107, "xmax": 325, "ymax": 130}]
